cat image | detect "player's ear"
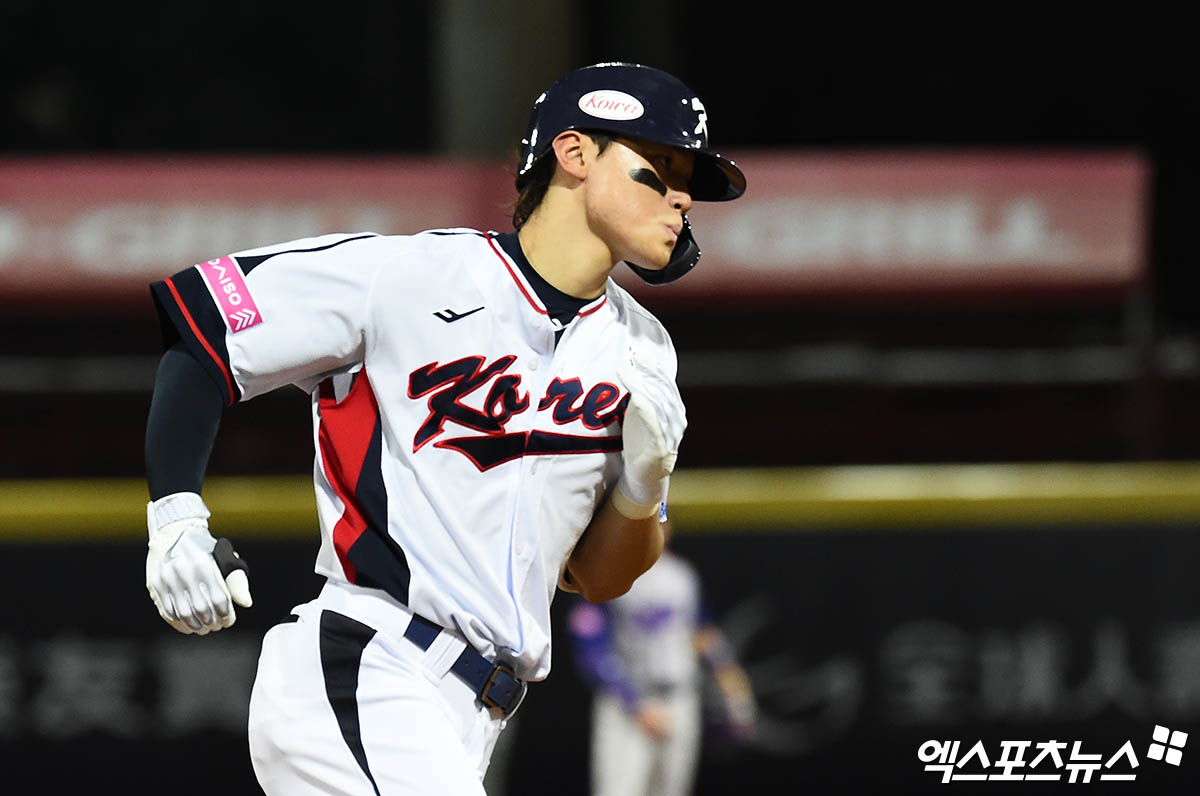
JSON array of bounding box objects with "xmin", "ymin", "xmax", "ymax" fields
[{"xmin": 551, "ymin": 130, "xmax": 591, "ymax": 182}]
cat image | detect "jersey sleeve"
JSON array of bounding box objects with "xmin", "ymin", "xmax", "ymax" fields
[
  {"xmin": 567, "ymin": 599, "xmax": 641, "ymax": 709},
  {"xmin": 149, "ymin": 233, "xmax": 387, "ymax": 404},
  {"xmin": 614, "ymin": 285, "xmax": 681, "ymax": 383}
]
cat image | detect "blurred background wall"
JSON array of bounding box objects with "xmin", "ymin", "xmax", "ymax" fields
[{"xmin": 1, "ymin": 1, "xmax": 1197, "ymax": 793}]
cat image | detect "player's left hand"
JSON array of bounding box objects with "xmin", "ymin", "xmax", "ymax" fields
[
  {"xmin": 146, "ymin": 492, "xmax": 252, "ymax": 635},
  {"xmin": 723, "ymin": 690, "xmax": 757, "ymax": 743},
  {"xmin": 634, "ymin": 699, "xmax": 673, "ymax": 740},
  {"xmin": 715, "ymin": 666, "xmax": 758, "ymax": 743},
  {"xmin": 613, "ymin": 348, "xmax": 686, "ymax": 518}
]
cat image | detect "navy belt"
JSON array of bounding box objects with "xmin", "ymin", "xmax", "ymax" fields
[{"xmin": 403, "ymin": 613, "xmax": 527, "ymax": 717}]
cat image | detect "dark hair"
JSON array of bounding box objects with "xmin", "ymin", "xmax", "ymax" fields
[{"xmin": 510, "ymin": 131, "xmax": 614, "ymax": 229}]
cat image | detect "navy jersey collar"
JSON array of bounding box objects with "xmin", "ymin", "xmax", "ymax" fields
[{"xmin": 494, "ymin": 231, "xmax": 590, "ymax": 326}]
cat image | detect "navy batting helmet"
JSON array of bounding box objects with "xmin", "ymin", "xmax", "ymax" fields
[{"xmin": 516, "ymin": 62, "xmax": 746, "ymax": 284}]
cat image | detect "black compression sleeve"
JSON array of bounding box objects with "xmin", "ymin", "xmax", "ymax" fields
[{"xmin": 145, "ymin": 342, "xmax": 225, "ymax": 500}]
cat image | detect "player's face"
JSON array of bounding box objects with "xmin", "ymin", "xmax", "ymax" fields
[{"xmin": 587, "ymin": 137, "xmax": 695, "ymax": 270}]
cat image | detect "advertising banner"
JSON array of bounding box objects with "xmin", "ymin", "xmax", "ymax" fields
[
  {"xmin": 0, "ymin": 152, "xmax": 1146, "ymax": 308},
  {"xmin": 658, "ymin": 151, "xmax": 1147, "ymax": 300}
]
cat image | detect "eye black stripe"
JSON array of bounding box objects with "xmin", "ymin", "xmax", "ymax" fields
[{"xmin": 629, "ymin": 168, "xmax": 668, "ymax": 197}]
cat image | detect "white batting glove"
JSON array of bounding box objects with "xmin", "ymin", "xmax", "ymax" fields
[
  {"xmin": 146, "ymin": 492, "xmax": 252, "ymax": 635},
  {"xmin": 613, "ymin": 350, "xmax": 687, "ymax": 519}
]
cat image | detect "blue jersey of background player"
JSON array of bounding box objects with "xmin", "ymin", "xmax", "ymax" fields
[{"xmin": 568, "ymin": 510, "xmax": 756, "ymax": 796}]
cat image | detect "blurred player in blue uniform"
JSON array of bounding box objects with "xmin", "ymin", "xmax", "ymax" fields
[{"xmin": 568, "ymin": 509, "xmax": 756, "ymax": 796}]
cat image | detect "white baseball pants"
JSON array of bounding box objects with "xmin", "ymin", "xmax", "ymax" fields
[
  {"xmin": 248, "ymin": 582, "xmax": 506, "ymax": 795},
  {"xmin": 591, "ymin": 690, "xmax": 701, "ymax": 796}
]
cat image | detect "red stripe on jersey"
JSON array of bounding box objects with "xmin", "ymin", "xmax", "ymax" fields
[
  {"xmin": 486, "ymin": 234, "xmax": 547, "ymax": 315},
  {"xmin": 164, "ymin": 276, "xmax": 235, "ymax": 406},
  {"xmin": 317, "ymin": 370, "xmax": 381, "ymax": 582}
]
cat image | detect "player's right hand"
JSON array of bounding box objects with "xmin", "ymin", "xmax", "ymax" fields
[
  {"xmin": 613, "ymin": 348, "xmax": 687, "ymax": 519},
  {"xmin": 145, "ymin": 492, "xmax": 253, "ymax": 635}
]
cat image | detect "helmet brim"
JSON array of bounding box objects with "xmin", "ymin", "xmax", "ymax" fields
[{"xmin": 691, "ymin": 151, "xmax": 746, "ymax": 202}]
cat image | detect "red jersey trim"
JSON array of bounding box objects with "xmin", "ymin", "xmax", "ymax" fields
[
  {"xmin": 316, "ymin": 369, "xmax": 382, "ymax": 583},
  {"xmin": 486, "ymin": 233, "xmax": 611, "ymax": 319},
  {"xmin": 164, "ymin": 276, "xmax": 235, "ymax": 406},
  {"xmin": 487, "ymin": 234, "xmax": 547, "ymax": 315}
]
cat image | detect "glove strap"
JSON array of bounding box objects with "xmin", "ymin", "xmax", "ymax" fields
[
  {"xmin": 147, "ymin": 491, "xmax": 210, "ymax": 538},
  {"xmin": 611, "ymin": 485, "xmax": 662, "ymax": 520}
]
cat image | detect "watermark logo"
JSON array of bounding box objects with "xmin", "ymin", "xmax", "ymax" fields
[
  {"xmin": 919, "ymin": 725, "xmax": 1188, "ymax": 784},
  {"xmin": 1148, "ymin": 725, "xmax": 1188, "ymax": 766}
]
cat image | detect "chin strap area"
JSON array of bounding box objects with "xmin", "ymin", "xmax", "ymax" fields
[{"xmin": 625, "ymin": 215, "xmax": 701, "ymax": 285}]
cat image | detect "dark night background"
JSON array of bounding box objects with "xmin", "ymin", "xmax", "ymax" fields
[
  {"xmin": 1, "ymin": 0, "xmax": 1195, "ymax": 476},
  {"xmin": 3, "ymin": 4, "xmax": 1200, "ymax": 795}
]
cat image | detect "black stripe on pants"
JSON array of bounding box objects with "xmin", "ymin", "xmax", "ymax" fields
[{"xmin": 319, "ymin": 610, "xmax": 382, "ymax": 796}]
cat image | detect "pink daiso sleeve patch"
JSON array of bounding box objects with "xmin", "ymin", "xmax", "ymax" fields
[{"xmin": 195, "ymin": 256, "xmax": 264, "ymax": 333}]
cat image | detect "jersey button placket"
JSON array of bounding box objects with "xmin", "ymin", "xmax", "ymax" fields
[{"xmin": 509, "ymin": 352, "xmax": 545, "ymax": 591}]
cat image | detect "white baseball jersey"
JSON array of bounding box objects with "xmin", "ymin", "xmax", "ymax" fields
[{"xmin": 150, "ymin": 228, "xmax": 679, "ymax": 680}]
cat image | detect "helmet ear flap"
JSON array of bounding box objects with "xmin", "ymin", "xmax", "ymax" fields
[{"xmin": 625, "ymin": 215, "xmax": 701, "ymax": 285}]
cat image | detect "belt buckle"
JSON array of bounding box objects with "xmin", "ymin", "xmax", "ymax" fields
[{"xmin": 481, "ymin": 662, "xmax": 527, "ymax": 716}]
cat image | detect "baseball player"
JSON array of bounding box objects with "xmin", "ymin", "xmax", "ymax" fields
[
  {"xmin": 568, "ymin": 511, "xmax": 756, "ymax": 796},
  {"xmin": 142, "ymin": 62, "xmax": 745, "ymax": 795}
]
